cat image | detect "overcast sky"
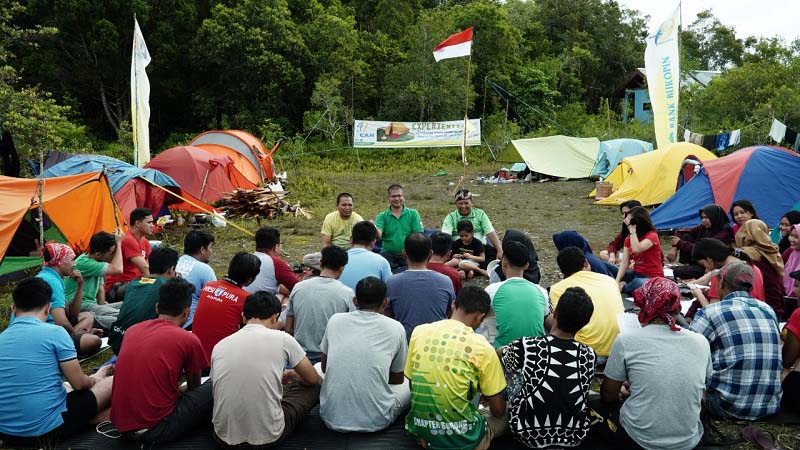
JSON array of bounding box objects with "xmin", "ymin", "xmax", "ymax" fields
[{"xmin": 617, "ymin": 0, "xmax": 796, "ymax": 44}]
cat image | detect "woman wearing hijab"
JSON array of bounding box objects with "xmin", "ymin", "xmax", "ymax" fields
[
  {"xmin": 777, "ymin": 210, "xmax": 800, "ymax": 254},
  {"xmin": 489, "ymin": 230, "xmax": 541, "ymax": 284},
  {"xmin": 553, "ymin": 230, "xmax": 617, "ymax": 277},
  {"xmin": 782, "ymin": 224, "xmax": 800, "ymax": 298},
  {"xmin": 729, "ymin": 199, "xmax": 760, "ymax": 236},
  {"xmin": 736, "ymin": 219, "xmax": 785, "ymax": 319},
  {"xmin": 594, "ymin": 278, "xmax": 711, "ymax": 450},
  {"xmin": 669, "ymin": 204, "xmax": 733, "ymax": 280}
]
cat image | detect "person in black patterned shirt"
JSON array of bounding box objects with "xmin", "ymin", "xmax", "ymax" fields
[{"xmin": 498, "ymin": 287, "xmax": 596, "ymax": 449}]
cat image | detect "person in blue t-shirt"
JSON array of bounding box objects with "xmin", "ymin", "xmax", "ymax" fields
[
  {"xmin": 175, "ymin": 230, "xmax": 216, "ymax": 329},
  {"xmin": 0, "ymin": 277, "xmax": 114, "ymax": 447},
  {"xmin": 35, "ymin": 242, "xmax": 102, "ymax": 357},
  {"xmin": 339, "ymin": 221, "xmax": 392, "ymax": 290}
]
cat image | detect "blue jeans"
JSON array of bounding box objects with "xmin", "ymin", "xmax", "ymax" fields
[{"xmin": 621, "ymin": 271, "xmax": 649, "ymax": 294}]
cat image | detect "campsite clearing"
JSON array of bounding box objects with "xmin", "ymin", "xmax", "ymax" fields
[{"xmin": 0, "ymin": 160, "xmax": 798, "ymax": 449}]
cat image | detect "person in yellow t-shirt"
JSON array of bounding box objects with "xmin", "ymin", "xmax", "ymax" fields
[
  {"xmin": 549, "ymin": 247, "xmax": 624, "ymax": 367},
  {"xmin": 405, "ymin": 286, "xmax": 507, "ymax": 450},
  {"xmin": 321, "ymin": 193, "xmax": 364, "ymax": 249}
]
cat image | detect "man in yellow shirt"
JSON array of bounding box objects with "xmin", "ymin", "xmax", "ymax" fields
[
  {"xmin": 549, "ymin": 247, "xmax": 623, "ymax": 368},
  {"xmin": 321, "ymin": 193, "xmax": 364, "ymax": 249},
  {"xmin": 405, "ymin": 286, "xmax": 507, "ymax": 450}
]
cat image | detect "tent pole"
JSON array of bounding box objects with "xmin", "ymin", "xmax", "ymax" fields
[
  {"xmin": 37, "ymin": 147, "xmax": 44, "ymax": 254},
  {"xmin": 198, "ymin": 169, "xmax": 210, "ymax": 200}
]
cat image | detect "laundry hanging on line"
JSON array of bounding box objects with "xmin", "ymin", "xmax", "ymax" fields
[
  {"xmin": 683, "ymin": 128, "xmax": 741, "ymax": 151},
  {"xmin": 768, "ymin": 118, "xmax": 800, "ymax": 151}
]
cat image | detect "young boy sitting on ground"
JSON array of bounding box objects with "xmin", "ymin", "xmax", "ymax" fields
[{"xmin": 447, "ymin": 220, "xmax": 487, "ymax": 278}]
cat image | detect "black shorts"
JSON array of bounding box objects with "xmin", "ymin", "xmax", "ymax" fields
[
  {"xmin": 782, "ymin": 371, "xmax": 800, "ymax": 413},
  {"xmin": 0, "ymin": 389, "xmax": 97, "ymax": 448}
]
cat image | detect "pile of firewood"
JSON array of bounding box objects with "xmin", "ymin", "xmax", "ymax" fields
[{"xmin": 217, "ymin": 188, "xmax": 312, "ymax": 220}]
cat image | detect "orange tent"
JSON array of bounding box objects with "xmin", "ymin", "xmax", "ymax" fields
[
  {"xmin": 0, "ymin": 171, "xmax": 124, "ymax": 275},
  {"xmin": 189, "ymin": 130, "xmax": 278, "ymax": 184}
]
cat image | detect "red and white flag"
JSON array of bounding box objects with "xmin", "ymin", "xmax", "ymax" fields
[{"xmin": 433, "ymin": 27, "xmax": 473, "ymax": 62}]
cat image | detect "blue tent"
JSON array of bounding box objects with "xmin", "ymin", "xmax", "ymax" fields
[
  {"xmin": 43, "ymin": 154, "xmax": 184, "ymax": 221},
  {"xmin": 591, "ymin": 139, "xmax": 653, "ymax": 179},
  {"xmin": 651, "ymin": 146, "xmax": 800, "ymax": 229},
  {"xmin": 43, "ymin": 154, "xmax": 179, "ymax": 193}
]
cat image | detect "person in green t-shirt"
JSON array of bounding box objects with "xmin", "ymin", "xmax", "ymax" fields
[
  {"xmin": 375, "ymin": 184, "xmax": 423, "ymax": 272},
  {"xmin": 64, "ymin": 230, "xmax": 124, "ymax": 331},
  {"xmin": 405, "ymin": 286, "xmax": 508, "ymax": 450},
  {"xmin": 441, "ymin": 189, "xmax": 503, "ymax": 261},
  {"xmin": 108, "ymin": 247, "xmax": 179, "ymax": 355}
]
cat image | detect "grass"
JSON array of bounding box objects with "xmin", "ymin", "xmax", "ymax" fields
[{"xmin": 0, "ymin": 148, "xmax": 798, "ymax": 449}]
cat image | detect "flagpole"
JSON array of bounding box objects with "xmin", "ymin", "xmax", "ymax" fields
[{"xmin": 456, "ymin": 53, "xmax": 472, "ymax": 193}]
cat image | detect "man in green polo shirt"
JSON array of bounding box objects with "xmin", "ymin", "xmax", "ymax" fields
[
  {"xmin": 442, "ymin": 189, "xmax": 503, "ymax": 260},
  {"xmin": 375, "ymin": 184, "xmax": 423, "ymax": 272}
]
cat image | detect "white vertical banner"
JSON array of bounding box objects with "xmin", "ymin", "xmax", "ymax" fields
[
  {"xmin": 644, "ymin": 5, "xmax": 681, "ymax": 149},
  {"xmin": 131, "ymin": 17, "xmax": 151, "ymax": 168}
]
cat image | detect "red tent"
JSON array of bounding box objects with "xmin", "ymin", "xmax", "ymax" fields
[{"xmin": 146, "ymin": 146, "xmax": 256, "ymax": 205}]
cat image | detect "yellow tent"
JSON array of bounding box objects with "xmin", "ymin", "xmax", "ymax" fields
[{"xmin": 590, "ymin": 142, "xmax": 717, "ymax": 206}]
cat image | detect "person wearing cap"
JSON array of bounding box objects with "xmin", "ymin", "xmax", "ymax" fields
[
  {"xmin": 321, "ymin": 193, "xmax": 363, "ymax": 249},
  {"xmin": 375, "ymin": 184, "xmax": 423, "ymax": 272},
  {"xmin": 782, "ymin": 270, "xmax": 800, "ymax": 413},
  {"xmin": 594, "ymin": 277, "xmax": 711, "ymax": 450},
  {"xmin": 34, "ymin": 242, "xmax": 102, "ymax": 356},
  {"xmin": 441, "ymin": 189, "xmax": 502, "ymax": 260},
  {"xmin": 688, "ymin": 262, "xmax": 783, "ymax": 420},
  {"xmin": 298, "ymin": 252, "xmax": 322, "ymax": 281}
]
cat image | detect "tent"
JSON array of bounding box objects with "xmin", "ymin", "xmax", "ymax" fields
[
  {"xmin": 590, "ymin": 142, "xmax": 717, "ymax": 206},
  {"xmin": 510, "ymin": 135, "xmax": 600, "ymax": 179},
  {"xmin": 0, "ymin": 171, "xmax": 124, "ymax": 275},
  {"xmin": 189, "ymin": 130, "xmax": 278, "ymax": 185},
  {"xmin": 145, "ymin": 146, "xmax": 257, "ymax": 204},
  {"xmin": 42, "ymin": 154, "xmax": 211, "ymax": 221},
  {"xmin": 591, "ymin": 139, "xmax": 654, "ymax": 179},
  {"xmin": 651, "ymin": 146, "xmax": 800, "ymax": 229}
]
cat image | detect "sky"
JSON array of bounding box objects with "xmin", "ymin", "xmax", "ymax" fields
[{"xmin": 617, "ymin": 0, "xmax": 796, "ymax": 44}]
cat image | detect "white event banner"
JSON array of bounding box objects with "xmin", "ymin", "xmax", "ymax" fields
[{"xmin": 354, "ymin": 120, "xmax": 481, "ymax": 148}]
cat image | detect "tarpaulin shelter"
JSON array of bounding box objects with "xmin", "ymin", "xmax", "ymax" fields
[
  {"xmin": 0, "ymin": 172, "xmax": 124, "ymax": 276},
  {"xmin": 145, "ymin": 146, "xmax": 256, "ymax": 204},
  {"xmin": 510, "ymin": 135, "xmax": 600, "ymax": 179},
  {"xmin": 42, "ymin": 154, "xmax": 211, "ymax": 221},
  {"xmin": 591, "ymin": 139, "xmax": 654, "ymax": 179},
  {"xmin": 651, "ymin": 146, "xmax": 800, "ymax": 229},
  {"xmin": 590, "ymin": 142, "xmax": 716, "ymax": 206},
  {"xmin": 189, "ymin": 130, "xmax": 277, "ymax": 185}
]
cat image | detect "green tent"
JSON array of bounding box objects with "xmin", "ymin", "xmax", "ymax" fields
[{"xmin": 510, "ymin": 135, "xmax": 601, "ymax": 179}]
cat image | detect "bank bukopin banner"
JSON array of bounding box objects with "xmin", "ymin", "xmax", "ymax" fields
[
  {"xmin": 354, "ymin": 120, "xmax": 481, "ymax": 148},
  {"xmin": 644, "ymin": 5, "xmax": 680, "ymax": 149}
]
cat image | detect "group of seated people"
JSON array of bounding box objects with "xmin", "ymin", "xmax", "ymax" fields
[{"xmin": 1, "ymin": 188, "xmax": 799, "ymax": 450}]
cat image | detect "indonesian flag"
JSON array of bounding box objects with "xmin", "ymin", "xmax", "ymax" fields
[{"xmin": 433, "ymin": 27, "xmax": 473, "ymax": 62}]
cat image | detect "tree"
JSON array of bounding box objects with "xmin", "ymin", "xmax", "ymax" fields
[{"xmin": 681, "ymin": 9, "xmax": 744, "ymax": 70}]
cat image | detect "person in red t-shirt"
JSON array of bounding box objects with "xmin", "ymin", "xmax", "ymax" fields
[
  {"xmin": 192, "ymin": 252, "xmax": 261, "ymax": 363},
  {"xmin": 615, "ymin": 206, "xmax": 664, "ymax": 294},
  {"xmin": 110, "ymin": 278, "xmax": 211, "ymax": 444},
  {"xmin": 105, "ymin": 208, "xmax": 154, "ymax": 301},
  {"xmin": 427, "ymin": 232, "xmax": 462, "ymax": 294}
]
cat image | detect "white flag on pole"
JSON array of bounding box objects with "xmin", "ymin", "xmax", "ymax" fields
[{"xmin": 131, "ymin": 17, "xmax": 151, "ymax": 168}]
